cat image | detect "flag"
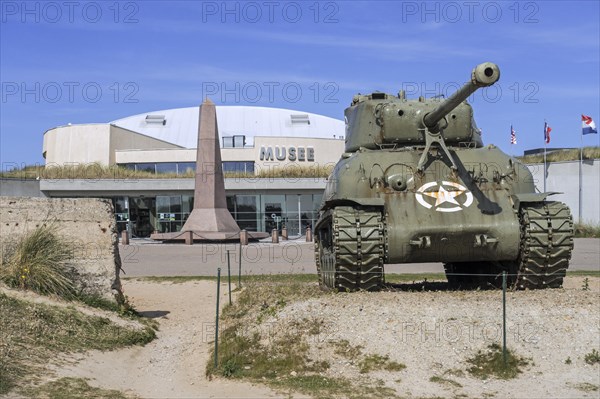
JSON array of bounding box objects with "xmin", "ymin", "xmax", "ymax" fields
[
  {"xmin": 510, "ymin": 125, "xmax": 517, "ymax": 144},
  {"xmin": 544, "ymin": 122, "xmax": 551, "ymax": 144},
  {"xmin": 582, "ymin": 114, "xmax": 598, "ymax": 135}
]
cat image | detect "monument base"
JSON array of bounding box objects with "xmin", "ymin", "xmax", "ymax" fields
[
  {"xmin": 150, "ymin": 230, "xmax": 269, "ymax": 242},
  {"xmin": 180, "ymin": 207, "xmax": 240, "ymax": 232}
]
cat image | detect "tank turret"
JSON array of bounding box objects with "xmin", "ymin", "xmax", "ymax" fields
[
  {"xmin": 423, "ymin": 62, "xmax": 500, "ymax": 133},
  {"xmin": 314, "ymin": 62, "xmax": 574, "ymax": 293},
  {"xmin": 344, "ymin": 63, "xmax": 501, "ymax": 171}
]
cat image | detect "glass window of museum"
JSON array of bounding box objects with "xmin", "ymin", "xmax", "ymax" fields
[
  {"xmin": 113, "ymin": 193, "xmax": 321, "ymax": 238},
  {"xmin": 114, "ymin": 142, "xmax": 320, "ymax": 237}
]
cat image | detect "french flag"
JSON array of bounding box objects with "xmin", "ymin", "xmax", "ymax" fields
[
  {"xmin": 544, "ymin": 122, "xmax": 551, "ymax": 144},
  {"xmin": 582, "ymin": 115, "xmax": 598, "ymax": 135}
]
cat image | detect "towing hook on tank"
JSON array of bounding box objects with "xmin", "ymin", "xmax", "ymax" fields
[
  {"xmin": 474, "ymin": 234, "xmax": 498, "ymax": 247},
  {"xmin": 409, "ymin": 236, "xmax": 431, "ymax": 248}
]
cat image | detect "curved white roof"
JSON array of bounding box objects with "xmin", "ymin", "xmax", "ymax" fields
[{"xmin": 111, "ymin": 106, "xmax": 345, "ymax": 148}]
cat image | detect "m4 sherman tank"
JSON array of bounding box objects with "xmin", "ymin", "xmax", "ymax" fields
[{"xmin": 314, "ymin": 62, "xmax": 574, "ymax": 291}]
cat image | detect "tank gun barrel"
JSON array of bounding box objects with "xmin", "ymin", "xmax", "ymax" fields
[{"xmin": 423, "ymin": 62, "xmax": 500, "ymax": 133}]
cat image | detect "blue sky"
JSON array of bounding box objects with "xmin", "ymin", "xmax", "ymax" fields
[{"xmin": 1, "ymin": 0, "xmax": 599, "ymax": 166}]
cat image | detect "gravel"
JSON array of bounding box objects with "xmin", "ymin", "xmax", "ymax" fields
[{"xmin": 271, "ymin": 276, "xmax": 600, "ymax": 398}]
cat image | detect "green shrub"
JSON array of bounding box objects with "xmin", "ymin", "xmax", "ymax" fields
[
  {"xmin": 574, "ymin": 223, "xmax": 600, "ymax": 238},
  {"xmin": 0, "ymin": 224, "xmax": 75, "ymax": 298}
]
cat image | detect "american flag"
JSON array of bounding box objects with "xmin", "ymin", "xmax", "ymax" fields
[{"xmin": 510, "ymin": 125, "xmax": 517, "ymax": 145}]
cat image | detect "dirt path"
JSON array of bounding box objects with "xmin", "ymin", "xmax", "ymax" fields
[
  {"xmin": 56, "ymin": 280, "xmax": 288, "ymax": 399},
  {"xmin": 52, "ymin": 277, "xmax": 600, "ymax": 399}
]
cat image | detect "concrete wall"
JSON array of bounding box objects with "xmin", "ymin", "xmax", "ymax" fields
[
  {"xmin": 114, "ymin": 136, "xmax": 346, "ymax": 170},
  {"xmin": 0, "ymin": 178, "xmax": 44, "ymax": 197},
  {"xmin": 44, "ymin": 124, "xmax": 112, "ymax": 165},
  {"xmin": 0, "ymin": 197, "xmax": 121, "ymax": 298},
  {"xmin": 527, "ymin": 159, "xmax": 599, "ymax": 224},
  {"xmin": 108, "ymin": 125, "xmax": 181, "ymax": 165},
  {"xmin": 43, "ymin": 124, "xmax": 180, "ymax": 166},
  {"xmin": 115, "ymin": 148, "xmax": 196, "ymax": 164},
  {"xmin": 39, "ymin": 177, "xmax": 327, "ymax": 197}
]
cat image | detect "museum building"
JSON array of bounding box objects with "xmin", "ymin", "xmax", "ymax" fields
[{"xmin": 41, "ymin": 106, "xmax": 346, "ymax": 237}]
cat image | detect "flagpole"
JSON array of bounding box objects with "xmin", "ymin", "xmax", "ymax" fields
[
  {"xmin": 543, "ymin": 121, "xmax": 547, "ymax": 192},
  {"xmin": 579, "ymin": 124, "xmax": 583, "ymax": 222}
]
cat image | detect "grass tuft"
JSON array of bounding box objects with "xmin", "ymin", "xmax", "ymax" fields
[
  {"xmin": 333, "ymin": 339, "xmax": 363, "ymax": 361},
  {"xmin": 21, "ymin": 377, "xmax": 132, "ymax": 399},
  {"xmin": 574, "ymin": 222, "xmax": 600, "ymax": 238},
  {"xmin": 466, "ymin": 343, "xmax": 529, "ymax": 380},
  {"xmin": 516, "ymin": 146, "xmax": 600, "ymax": 164},
  {"xmin": 584, "ymin": 349, "xmax": 600, "ymax": 365},
  {"xmin": 429, "ymin": 375, "xmax": 463, "ymax": 388},
  {"xmin": 358, "ymin": 354, "xmax": 406, "ymax": 374},
  {"xmin": 0, "ymin": 224, "xmax": 76, "ymax": 298},
  {"xmin": 0, "ymin": 163, "xmax": 333, "ymax": 180},
  {"xmin": 572, "ymin": 382, "xmax": 599, "ymax": 392}
]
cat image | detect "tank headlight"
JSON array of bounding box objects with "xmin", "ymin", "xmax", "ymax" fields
[{"xmin": 388, "ymin": 174, "xmax": 407, "ymax": 191}]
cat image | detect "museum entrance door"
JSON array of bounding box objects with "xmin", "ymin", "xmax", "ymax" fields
[
  {"xmin": 129, "ymin": 197, "xmax": 156, "ymax": 238},
  {"xmin": 263, "ymin": 195, "xmax": 284, "ymax": 233}
]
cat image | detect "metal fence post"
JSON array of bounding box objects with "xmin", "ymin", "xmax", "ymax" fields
[
  {"xmin": 214, "ymin": 267, "xmax": 221, "ymax": 369},
  {"xmin": 227, "ymin": 250, "xmax": 232, "ymax": 306},
  {"xmin": 502, "ymin": 270, "xmax": 507, "ymax": 365},
  {"xmin": 238, "ymin": 242, "xmax": 242, "ymax": 288}
]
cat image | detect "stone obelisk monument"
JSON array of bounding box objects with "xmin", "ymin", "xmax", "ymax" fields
[
  {"xmin": 179, "ymin": 98, "xmax": 240, "ymax": 236},
  {"xmin": 152, "ymin": 99, "xmax": 270, "ymax": 242}
]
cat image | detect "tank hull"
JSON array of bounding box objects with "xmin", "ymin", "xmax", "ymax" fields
[
  {"xmin": 321, "ymin": 145, "xmax": 531, "ymax": 261},
  {"xmin": 315, "ymin": 145, "xmax": 573, "ymax": 291},
  {"xmin": 384, "ymin": 188, "xmax": 520, "ymax": 263}
]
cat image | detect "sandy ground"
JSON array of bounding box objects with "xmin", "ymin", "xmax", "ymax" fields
[
  {"xmin": 272, "ymin": 276, "xmax": 600, "ymax": 399},
  {"xmin": 56, "ymin": 280, "xmax": 295, "ymax": 399},
  {"xmin": 52, "ymin": 276, "xmax": 600, "ymax": 399}
]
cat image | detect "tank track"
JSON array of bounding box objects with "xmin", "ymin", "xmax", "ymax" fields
[
  {"xmin": 315, "ymin": 207, "xmax": 385, "ymax": 291},
  {"xmin": 514, "ymin": 201, "xmax": 573, "ymax": 289}
]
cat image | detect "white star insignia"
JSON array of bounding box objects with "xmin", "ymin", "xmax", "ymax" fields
[{"xmin": 422, "ymin": 185, "xmax": 464, "ymax": 207}]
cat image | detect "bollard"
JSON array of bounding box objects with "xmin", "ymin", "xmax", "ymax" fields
[
  {"xmin": 227, "ymin": 250, "xmax": 232, "ymax": 306},
  {"xmin": 214, "ymin": 268, "xmax": 221, "ymax": 369},
  {"xmin": 271, "ymin": 229, "xmax": 279, "ymax": 244},
  {"xmin": 184, "ymin": 231, "xmax": 193, "ymax": 245},
  {"xmin": 121, "ymin": 230, "xmax": 129, "ymax": 245},
  {"xmin": 306, "ymin": 227, "xmax": 313, "ymax": 242},
  {"xmin": 502, "ymin": 271, "xmax": 507, "ymax": 365},
  {"xmin": 238, "ymin": 242, "xmax": 242, "ymax": 288},
  {"xmin": 239, "ymin": 229, "xmax": 248, "ymax": 246},
  {"xmin": 281, "ymin": 227, "xmax": 288, "ymax": 240}
]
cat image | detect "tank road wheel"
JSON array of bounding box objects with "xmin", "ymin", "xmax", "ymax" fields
[
  {"xmin": 314, "ymin": 207, "xmax": 385, "ymax": 292},
  {"xmin": 513, "ymin": 201, "xmax": 574, "ymax": 289}
]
